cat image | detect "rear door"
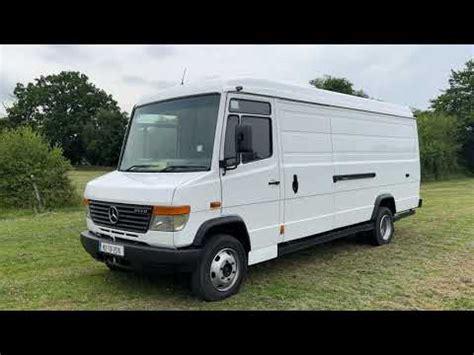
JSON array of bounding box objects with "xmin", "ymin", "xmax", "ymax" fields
[{"xmin": 220, "ymin": 94, "xmax": 282, "ymax": 264}]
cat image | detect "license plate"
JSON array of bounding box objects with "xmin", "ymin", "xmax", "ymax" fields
[{"xmin": 99, "ymin": 242, "xmax": 124, "ymax": 257}]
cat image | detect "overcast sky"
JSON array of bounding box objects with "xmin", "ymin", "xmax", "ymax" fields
[{"xmin": 0, "ymin": 45, "xmax": 472, "ymax": 115}]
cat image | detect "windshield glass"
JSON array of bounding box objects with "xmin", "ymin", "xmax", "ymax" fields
[{"xmin": 119, "ymin": 94, "xmax": 220, "ymax": 172}]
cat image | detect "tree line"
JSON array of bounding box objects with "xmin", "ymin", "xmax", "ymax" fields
[
  {"xmin": 1, "ymin": 72, "xmax": 128, "ymax": 166},
  {"xmin": 1, "ymin": 60, "xmax": 472, "ymax": 180}
]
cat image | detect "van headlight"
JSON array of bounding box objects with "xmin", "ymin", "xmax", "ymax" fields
[{"xmin": 150, "ymin": 205, "xmax": 191, "ymax": 232}]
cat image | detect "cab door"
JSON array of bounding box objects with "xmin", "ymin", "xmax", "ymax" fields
[{"xmin": 219, "ymin": 94, "xmax": 282, "ymax": 265}]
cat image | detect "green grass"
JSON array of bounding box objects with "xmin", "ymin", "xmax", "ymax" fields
[{"xmin": 0, "ymin": 169, "xmax": 473, "ymax": 310}]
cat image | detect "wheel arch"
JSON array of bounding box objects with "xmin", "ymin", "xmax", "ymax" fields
[
  {"xmin": 371, "ymin": 194, "xmax": 397, "ymax": 220},
  {"xmin": 192, "ymin": 215, "xmax": 251, "ymax": 253}
]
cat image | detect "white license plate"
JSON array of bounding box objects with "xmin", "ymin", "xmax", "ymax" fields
[{"xmin": 99, "ymin": 242, "xmax": 124, "ymax": 257}]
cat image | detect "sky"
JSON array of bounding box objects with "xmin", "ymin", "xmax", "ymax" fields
[{"xmin": 0, "ymin": 45, "xmax": 472, "ymax": 116}]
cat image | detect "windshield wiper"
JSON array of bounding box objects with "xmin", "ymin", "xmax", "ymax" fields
[
  {"xmin": 125, "ymin": 164, "xmax": 161, "ymax": 171},
  {"xmin": 160, "ymin": 165, "xmax": 209, "ymax": 172}
]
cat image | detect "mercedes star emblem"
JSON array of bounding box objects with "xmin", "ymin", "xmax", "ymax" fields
[{"xmin": 108, "ymin": 206, "xmax": 119, "ymax": 224}]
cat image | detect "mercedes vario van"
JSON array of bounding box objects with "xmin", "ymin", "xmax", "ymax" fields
[{"xmin": 81, "ymin": 78, "xmax": 422, "ymax": 301}]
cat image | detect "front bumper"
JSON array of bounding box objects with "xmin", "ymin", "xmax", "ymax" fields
[{"xmin": 80, "ymin": 230, "xmax": 202, "ymax": 272}]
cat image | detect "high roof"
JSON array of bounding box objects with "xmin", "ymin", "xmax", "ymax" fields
[{"xmin": 137, "ymin": 77, "xmax": 414, "ymax": 119}]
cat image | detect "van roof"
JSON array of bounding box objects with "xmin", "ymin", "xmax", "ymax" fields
[{"xmin": 137, "ymin": 78, "xmax": 414, "ymax": 119}]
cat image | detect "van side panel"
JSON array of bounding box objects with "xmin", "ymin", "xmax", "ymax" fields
[
  {"xmin": 277, "ymin": 99, "xmax": 335, "ymax": 242},
  {"xmin": 331, "ymin": 109, "xmax": 420, "ymax": 229}
]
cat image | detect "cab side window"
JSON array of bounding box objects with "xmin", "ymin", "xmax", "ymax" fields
[
  {"xmin": 229, "ymin": 99, "xmax": 271, "ymax": 115},
  {"xmin": 241, "ymin": 116, "xmax": 272, "ymax": 163}
]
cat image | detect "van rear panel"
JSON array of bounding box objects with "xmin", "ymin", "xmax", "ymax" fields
[{"xmin": 330, "ymin": 106, "xmax": 420, "ymax": 229}]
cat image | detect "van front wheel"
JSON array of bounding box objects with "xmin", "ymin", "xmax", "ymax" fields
[
  {"xmin": 191, "ymin": 234, "xmax": 247, "ymax": 301},
  {"xmin": 368, "ymin": 207, "xmax": 394, "ymax": 246}
]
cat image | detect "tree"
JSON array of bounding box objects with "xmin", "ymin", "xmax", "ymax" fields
[
  {"xmin": 6, "ymin": 71, "xmax": 127, "ymax": 165},
  {"xmin": 430, "ymin": 59, "xmax": 474, "ymax": 171},
  {"xmin": 0, "ymin": 127, "xmax": 77, "ymax": 210},
  {"xmin": 416, "ymin": 111, "xmax": 462, "ymax": 180},
  {"xmin": 309, "ymin": 75, "xmax": 369, "ymax": 98},
  {"xmin": 83, "ymin": 109, "xmax": 129, "ymax": 166},
  {"xmin": 430, "ymin": 59, "xmax": 473, "ymax": 124},
  {"xmin": 0, "ymin": 115, "xmax": 10, "ymax": 131}
]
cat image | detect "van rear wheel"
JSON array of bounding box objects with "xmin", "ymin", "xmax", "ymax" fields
[
  {"xmin": 191, "ymin": 234, "xmax": 247, "ymax": 301},
  {"xmin": 368, "ymin": 207, "xmax": 394, "ymax": 246}
]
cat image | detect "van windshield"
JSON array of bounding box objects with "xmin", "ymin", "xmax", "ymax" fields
[{"xmin": 119, "ymin": 94, "xmax": 220, "ymax": 172}]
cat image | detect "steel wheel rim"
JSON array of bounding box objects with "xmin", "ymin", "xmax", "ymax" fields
[
  {"xmin": 380, "ymin": 215, "xmax": 392, "ymax": 241},
  {"xmin": 209, "ymin": 247, "xmax": 239, "ymax": 292}
]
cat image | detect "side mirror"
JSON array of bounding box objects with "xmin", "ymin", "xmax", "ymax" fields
[
  {"xmin": 219, "ymin": 157, "xmax": 238, "ymax": 171},
  {"xmin": 219, "ymin": 124, "xmax": 253, "ymax": 174},
  {"xmin": 235, "ymin": 124, "xmax": 253, "ymax": 153}
]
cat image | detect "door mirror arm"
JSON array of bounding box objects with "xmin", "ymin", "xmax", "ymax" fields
[{"xmin": 219, "ymin": 158, "xmax": 239, "ymax": 175}]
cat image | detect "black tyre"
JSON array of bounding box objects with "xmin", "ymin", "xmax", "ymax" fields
[
  {"xmin": 368, "ymin": 207, "xmax": 395, "ymax": 246},
  {"xmin": 191, "ymin": 234, "xmax": 247, "ymax": 301}
]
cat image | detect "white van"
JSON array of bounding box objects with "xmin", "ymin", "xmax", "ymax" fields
[{"xmin": 81, "ymin": 78, "xmax": 422, "ymax": 301}]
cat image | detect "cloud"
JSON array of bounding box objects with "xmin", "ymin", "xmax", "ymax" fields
[
  {"xmin": 122, "ymin": 75, "xmax": 150, "ymax": 86},
  {"xmin": 122, "ymin": 75, "xmax": 177, "ymax": 89},
  {"xmin": 0, "ymin": 45, "xmax": 472, "ymax": 115},
  {"xmin": 98, "ymin": 59, "xmax": 122, "ymax": 71},
  {"xmin": 0, "ymin": 74, "xmax": 15, "ymax": 98},
  {"xmin": 39, "ymin": 45, "xmax": 90, "ymax": 64},
  {"xmin": 144, "ymin": 45, "xmax": 177, "ymax": 59},
  {"xmin": 0, "ymin": 73, "xmax": 17, "ymax": 115}
]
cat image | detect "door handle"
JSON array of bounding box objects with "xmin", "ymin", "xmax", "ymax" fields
[
  {"xmin": 268, "ymin": 180, "xmax": 280, "ymax": 185},
  {"xmin": 292, "ymin": 174, "xmax": 299, "ymax": 193}
]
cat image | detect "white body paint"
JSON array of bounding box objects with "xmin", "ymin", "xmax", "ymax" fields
[{"xmin": 84, "ymin": 78, "xmax": 420, "ymax": 266}]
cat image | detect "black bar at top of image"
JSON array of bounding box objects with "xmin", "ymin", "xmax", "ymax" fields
[{"xmin": 0, "ymin": 6, "xmax": 473, "ymax": 45}]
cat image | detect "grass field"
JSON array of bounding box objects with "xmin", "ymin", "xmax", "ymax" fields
[{"xmin": 0, "ymin": 169, "xmax": 473, "ymax": 310}]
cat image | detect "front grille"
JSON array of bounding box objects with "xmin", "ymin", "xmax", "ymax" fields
[{"xmin": 89, "ymin": 200, "xmax": 153, "ymax": 233}]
